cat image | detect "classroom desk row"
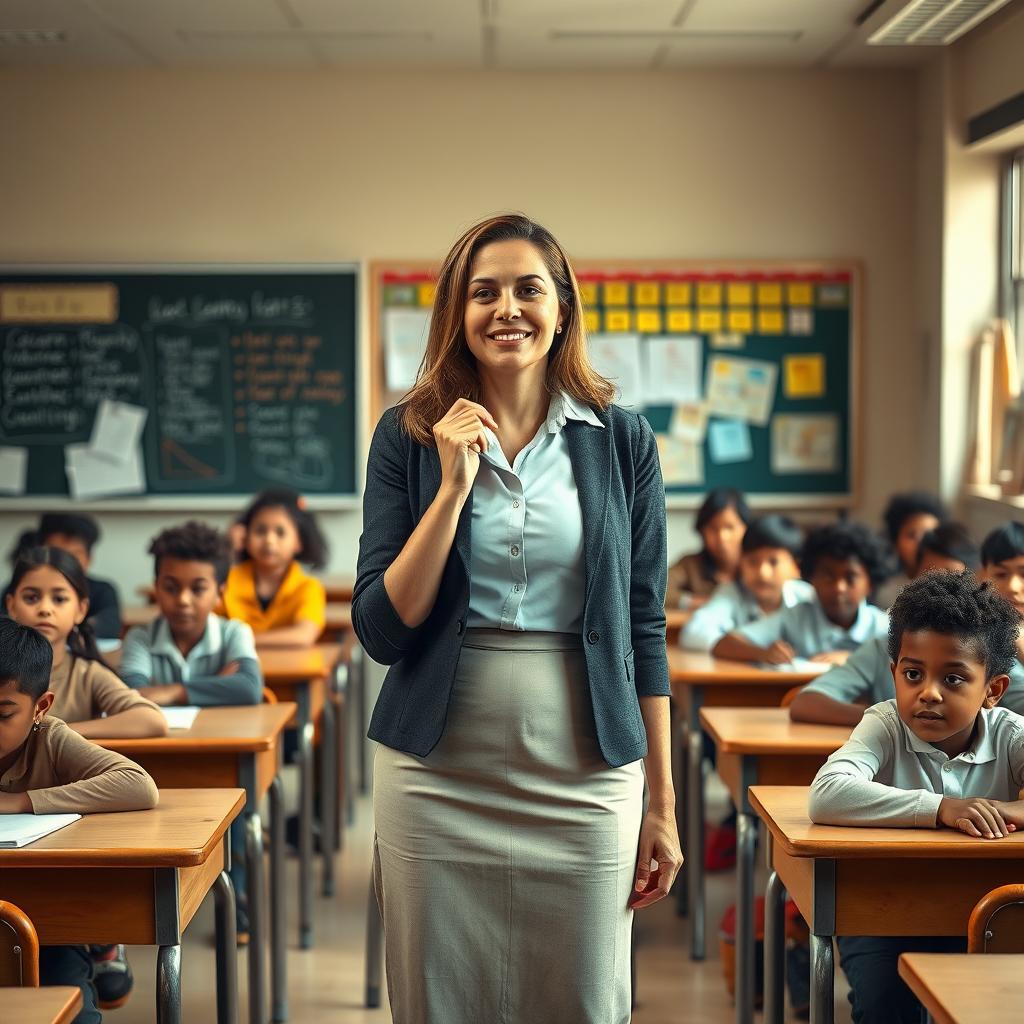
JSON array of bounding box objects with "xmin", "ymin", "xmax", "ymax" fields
[
  {"xmin": 2, "ymin": 987, "xmax": 83, "ymax": 1024},
  {"xmin": 120, "ymin": 602, "xmax": 353, "ymax": 639}
]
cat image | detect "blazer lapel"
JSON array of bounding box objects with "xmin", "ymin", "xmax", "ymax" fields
[{"xmin": 566, "ymin": 415, "xmax": 611, "ymax": 605}]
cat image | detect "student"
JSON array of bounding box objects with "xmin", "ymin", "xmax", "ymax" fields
[
  {"xmin": 786, "ymin": 523, "xmax": 1022, "ymax": 723},
  {"xmin": 713, "ymin": 521, "xmax": 891, "ymax": 664},
  {"xmin": 218, "ymin": 488, "xmax": 328, "ymax": 647},
  {"xmin": 5, "ymin": 546, "xmax": 166, "ymax": 739},
  {"xmin": 4, "ymin": 513, "xmax": 122, "ymax": 639},
  {"xmin": 681, "ymin": 514, "xmax": 813, "ymax": 651},
  {"xmin": 666, "ymin": 487, "xmax": 751, "ymax": 609},
  {"xmin": 808, "ymin": 570, "xmax": 1024, "ymax": 1024},
  {"xmin": 119, "ymin": 521, "xmax": 261, "ymax": 707},
  {"xmin": 875, "ymin": 491, "xmax": 949, "ymax": 607},
  {"xmin": 0, "ymin": 617, "xmax": 158, "ymax": 1024}
]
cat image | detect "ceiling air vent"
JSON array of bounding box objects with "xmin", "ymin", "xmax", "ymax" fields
[{"xmin": 867, "ymin": 0, "xmax": 1013, "ymax": 45}]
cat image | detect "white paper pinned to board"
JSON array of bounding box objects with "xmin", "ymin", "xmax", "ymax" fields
[{"xmin": 65, "ymin": 443, "xmax": 145, "ymax": 500}]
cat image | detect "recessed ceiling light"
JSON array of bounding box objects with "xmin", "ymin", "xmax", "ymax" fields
[{"xmin": 0, "ymin": 30, "xmax": 67, "ymax": 47}]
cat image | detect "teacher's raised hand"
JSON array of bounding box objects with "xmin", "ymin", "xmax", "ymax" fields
[{"xmin": 433, "ymin": 398, "xmax": 499, "ymax": 498}]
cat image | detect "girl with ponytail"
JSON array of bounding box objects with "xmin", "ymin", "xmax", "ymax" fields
[{"xmin": 5, "ymin": 547, "xmax": 166, "ymax": 739}]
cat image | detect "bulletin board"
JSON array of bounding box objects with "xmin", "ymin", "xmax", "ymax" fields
[{"xmin": 369, "ymin": 260, "xmax": 860, "ymax": 508}]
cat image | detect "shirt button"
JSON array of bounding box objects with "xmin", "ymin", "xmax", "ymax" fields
[
  {"xmin": 456, "ymin": 619, "xmax": 464, "ymax": 635},
  {"xmin": 513, "ymin": 585, "xmax": 521, "ymax": 593},
  {"xmin": 511, "ymin": 545, "xmax": 519, "ymax": 556},
  {"xmin": 512, "ymin": 500, "xmax": 520, "ymax": 508},
  {"xmin": 587, "ymin": 630, "xmax": 600, "ymax": 644},
  {"xmin": 942, "ymin": 763, "xmax": 952, "ymax": 772}
]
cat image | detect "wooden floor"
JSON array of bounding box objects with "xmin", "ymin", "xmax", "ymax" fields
[{"xmin": 109, "ymin": 774, "xmax": 851, "ymax": 1023}]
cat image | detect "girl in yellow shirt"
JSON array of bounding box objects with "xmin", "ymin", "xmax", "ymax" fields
[{"xmin": 219, "ymin": 489, "xmax": 329, "ymax": 647}]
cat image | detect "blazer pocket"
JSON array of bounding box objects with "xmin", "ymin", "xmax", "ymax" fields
[{"xmin": 624, "ymin": 648, "xmax": 635, "ymax": 682}]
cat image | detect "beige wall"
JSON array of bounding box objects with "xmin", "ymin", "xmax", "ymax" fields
[
  {"xmin": 0, "ymin": 67, "xmax": 920, "ymax": 594},
  {"xmin": 956, "ymin": 0, "xmax": 1024, "ymax": 122}
]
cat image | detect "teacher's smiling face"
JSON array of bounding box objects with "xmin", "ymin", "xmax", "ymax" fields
[{"xmin": 463, "ymin": 238, "xmax": 564, "ymax": 377}]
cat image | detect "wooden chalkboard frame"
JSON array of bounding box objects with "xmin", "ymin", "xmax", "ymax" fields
[
  {"xmin": 0, "ymin": 263, "xmax": 362, "ymax": 511},
  {"xmin": 369, "ymin": 258, "xmax": 861, "ymax": 511}
]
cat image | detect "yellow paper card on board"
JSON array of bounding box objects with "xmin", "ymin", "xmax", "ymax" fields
[
  {"xmin": 667, "ymin": 308, "xmax": 693, "ymax": 333},
  {"xmin": 666, "ymin": 282, "xmax": 692, "ymax": 305},
  {"xmin": 416, "ymin": 282, "xmax": 436, "ymax": 307},
  {"xmin": 757, "ymin": 282, "xmax": 783, "ymax": 306},
  {"xmin": 636, "ymin": 309, "xmax": 663, "ymax": 333},
  {"xmin": 784, "ymin": 354, "xmax": 826, "ymax": 398},
  {"xmin": 698, "ymin": 309, "xmax": 723, "ymax": 332},
  {"xmin": 579, "ymin": 281, "xmax": 599, "ymax": 307},
  {"xmin": 727, "ymin": 309, "xmax": 754, "ymax": 332},
  {"xmin": 635, "ymin": 282, "xmax": 662, "ymax": 306},
  {"xmin": 727, "ymin": 283, "xmax": 752, "ymax": 307},
  {"xmin": 604, "ymin": 281, "xmax": 630, "ymax": 306},
  {"xmin": 604, "ymin": 308, "xmax": 633, "ymax": 332},
  {"xmin": 758, "ymin": 309, "xmax": 785, "ymax": 334},
  {"xmin": 697, "ymin": 282, "xmax": 722, "ymax": 306},
  {"xmin": 583, "ymin": 310, "xmax": 600, "ymax": 333},
  {"xmin": 787, "ymin": 282, "xmax": 813, "ymax": 306}
]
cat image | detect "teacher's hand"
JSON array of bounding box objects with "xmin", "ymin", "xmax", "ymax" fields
[
  {"xmin": 433, "ymin": 398, "xmax": 499, "ymax": 498},
  {"xmin": 629, "ymin": 807, "xmax": 683, "ymax": 909}
]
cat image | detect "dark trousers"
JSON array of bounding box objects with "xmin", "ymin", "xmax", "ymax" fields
[
  {"xmin": 837, "ymin": 935, "xmax": 967, "ymax": 1024},
  {"xmin": 39, "ymin": 945, "xmax": 101, "ymax": 1024}
]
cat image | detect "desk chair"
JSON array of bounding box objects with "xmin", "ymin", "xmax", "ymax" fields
[
  {"xmin": 968, "ymin": 884, "xmax": 1024, "ymax": 953},
  {"xmin": 0, "ymin": 900, "xmax": 40, "ymax": 986}
]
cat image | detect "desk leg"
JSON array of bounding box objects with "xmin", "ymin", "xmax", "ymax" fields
[
  {"xmin": 245, "ymin": 812, "xmax": 268, "ymax": 1024},
  {"xmin": 810, "ymin": 935, "xmax": 834, "ymax": 1024},
  {"xmin": 268, "ymin": 776, "xmax": 288, "ymax": 1023},
  {"xmin": 320, "ymin": 696, "xmax": 338, "ymax": 898},
  {"xmin": 297, "ymin": 688, "xmax": 315, "ymax": 950},
  {"xmin": 352, "ymin": 644, "xmax": 368, "ymax": 795},
  {"xmin": 673, "ymin": 704, "xmax": 688, "ymax": 918},
  {"xmin": 763, "ymin": 869, "xmax": 787, "ymax": 1024},
  {"xmin": 214, "ymin": 870, "xmax": 238, "ymax": 1024},
  {"xmin": 735, "ymin": 812, "xmax": 757, "ymax": 1024},
  {"xmin": 333, "ymin": 664, "xmax": 350, "ymax": 845},
  {"xmin": 365, "ymin": 874, "xmax": 383, "ymax": 1008},
  {"xmin": 156, "ymin": 944, "xmax": 182, "ymax": 1024},
  {"xmin": 686, "ymin": 723, "xmax": 706, "ymax": 959}
]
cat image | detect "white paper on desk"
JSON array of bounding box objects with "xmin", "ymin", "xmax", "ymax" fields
[
  {"xmin": 89, "ymin": 400, "xmax": 147, "ymax": 464},
  {"xmin": 161, "ymin": 706, "xmax": 201, "ymax": 730},
  {"xmin": 588, "ymin": 333, "xmax": 643, "ymax": 408},
  {"xmin": 705, "ymin": 356, "xmax": 777, "ymax": 426},
  {"xmin": 781, "ymin": 658, "xmax": 830, "ymax": 676},
  {"xmin": 65, "ymin": 442, "xmax": 145, "ymax": 500},
  {"xmin": 384, "ymin": 308, "xmax": 431, "ymax": 391},
  {"xmin": 643, "ymin": 335, "xmax": 702, "ymax": 405},
  {"xmin": 708, "ymin": 419, "xmax": 753, "ymax": 464},
  {"xmin": 0, "ymin": 812, "xmax": 81, "ymax": 848},
  {"xmin": 97, "ymin": 638, "xmax": 122, "ymax": 654},
  {"xmin": 0, "ymin": 446, "xmax": 28, "ymax": 495}
]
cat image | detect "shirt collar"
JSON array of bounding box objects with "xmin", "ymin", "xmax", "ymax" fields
[
  {"xmin": 151, "ymin": 612, "xmax": 222, "ymax": 662},
  {"xmin": 898, "ymin": 703, "xmax": 998, "ymax": 764},
  {"xmin": 547, "ymin": 391, "xmax": 604, "ymax": 432},
  {"xmin": 812, "ymin": 598, "xmax": 881, "ymax": 644}
]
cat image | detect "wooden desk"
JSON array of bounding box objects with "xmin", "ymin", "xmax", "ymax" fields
[
  {"xmin": 1, "ymin": 987, "xmax": 82, "ymax": 1024},
  {"xmin": 0, "ymin": 789, "xmax": 244, "ymax": 1024},
  {"xmin": 260, "ymin": 644, "xmax": 343, "ymax": 951},
  {"xmin": 898, "ymin": 952, "xmax": 1024, "ymax": 1024},
  {"xmin": 668, "ymin": 647, "xmax": 819, "ymax": 959},
  {"xmin": 700, "ymin": 708, "xmax": 851, "ymax": 1024},
  {"xmin": 121, "ymin": 603, "xmax": 352, "ymax": 639},
  {"xmin": 750, "ymin": 786, "xmax": 1024, "ymax": 1024},
  {"xmin": 665, "ymin": 607, "xmax": 691, "ymax": 645},
  {"xmin": 97, "ymin": 705, "xmax": 295, "ymax": 1024}
]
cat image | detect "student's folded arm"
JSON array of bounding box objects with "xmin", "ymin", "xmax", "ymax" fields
[
  {"xmin": 352, "ymin": 413, "xmax": 429, "ymax": 665},
  {"xmin": 789, "ymin": 645, "xmax": 878, "ymax": 724},
  {"xmin": 117, "ymin": 626, "xmax": 154, "ymax": 690},
  {"xmin": 680, "ymin": 587, "xmax": 736, "ymax": 652},
  {"xmin": 253, "ymin": 620, "xmax": 322, "ymax": 648},
  {"xmin": 712, "ymin": 611, "xmax": 786, "ymax": 662},
  {"xmin": 808, "ymin": 713, "xmax": 942, "ymax": 827},
  {"xmin": 72, "ymin": 705, "xmax": 168, "ymax": 739},
  {"xmin": 630, "ymin": 414, "xmax": 669, "ymax": 697},
  {"xmin": 184, "ymin": 657, "xmax": 262, "ymax": 706},
  {"xmin": 29, "ymin": 725, "xmax": 159, "ymax": 814}
]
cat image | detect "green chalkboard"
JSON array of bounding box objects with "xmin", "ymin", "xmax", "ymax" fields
[{"xmin": 0, "ymin": 266, "xmax": 358, "ymax": 499}]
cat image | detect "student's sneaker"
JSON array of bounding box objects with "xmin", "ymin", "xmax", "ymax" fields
[{"xmin": 89, "ymin": 944, "xmax": 134, "ymax": 1009}]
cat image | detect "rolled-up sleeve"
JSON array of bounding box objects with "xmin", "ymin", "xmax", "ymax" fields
[
  {"xmin": 808, "ymin": 710, "xmax": 942, "ymax": 827},
  {"xmin": 352, "ymin": 411, "xmax": 425, "ymax": 665},
  {"xmin": 630, "ymin": 414, "xmax": 669, "ymax": 697}
]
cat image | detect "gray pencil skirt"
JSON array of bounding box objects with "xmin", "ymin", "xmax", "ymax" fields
[{"xmin": 373, "ymin": 628, "xmax": 645, "ymax": 1024}]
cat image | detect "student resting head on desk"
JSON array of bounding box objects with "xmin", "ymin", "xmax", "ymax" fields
[
  {"xmin": 680, "ymin": 513, "xmax": 813, "ymax": 651},
  {"xmin": 5, "ymin": 545, "xmax": 166, "ymax": 739},
  {"xmin": 119, "ymin": 521, "xmax": 262, "ymax": 708},
  {"xmin": 875, "ymin": 490, "xmax": 950, "ymax": 609},
  {"xmin": 807, "ymin": 569, "xmax": 1024, "ymax": 1024},
  {"xmin": 4, "ymin": 512, "xmax": 123, "ymax": 640},
  {"xmin": 0, "ymin": 617, "xmax": 158, "ymax": 1024},
  {"xmin": 218, "ymin": 487, "xmax": 328, "ymax": 648},
  {"xmin": 712, "ymin": 520, "xmax": 892, "ymax": 666},
  {"xmin": 785, "ymin": 523, "xmax": 1022, "ymax": 724}
]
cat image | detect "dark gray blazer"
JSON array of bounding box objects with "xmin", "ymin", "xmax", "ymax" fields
[{"xmin": 352, "ymin": 402, "xmax": 669, "ymax": 768}]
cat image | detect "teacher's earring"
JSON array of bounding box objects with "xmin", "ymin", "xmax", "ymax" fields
[
  {"xmin": 555, "ymin": 325, "xmax": 563, "ymax": 334},
  {"xmin": 32, "ymin": 718, "xmax": 41, "ymax": 733}
]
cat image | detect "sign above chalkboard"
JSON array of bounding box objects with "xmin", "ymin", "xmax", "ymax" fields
[{"xmin": 0, "ymin": 266, "xmax": 358, "ymax": 503}]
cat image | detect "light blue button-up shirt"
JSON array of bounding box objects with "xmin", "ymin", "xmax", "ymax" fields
[
  {"xmin": 737, "ymin": 595, "xmax": 888, "ymax": 657},
  {"xmin": 466, "ymin": 391, "xmax": 602, "ymax": 633}
]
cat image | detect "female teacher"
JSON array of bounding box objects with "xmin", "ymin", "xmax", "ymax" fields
[{"xmin": 353, "ymin": 213, "xmax": 682, "ymax": 1024}]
